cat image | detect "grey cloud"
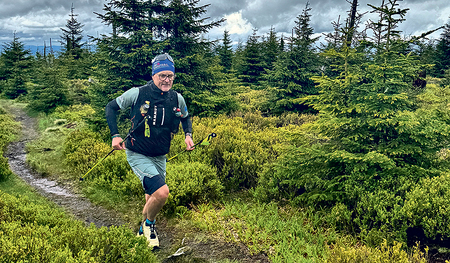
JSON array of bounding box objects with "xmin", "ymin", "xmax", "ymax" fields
[
  {"xmin": 0, "ymin": 0, "xmax": 68, "ymax": 18},
  {"xmin": 0, "ymin": 0, "xmax": 107, "ymax": 46},
  {"xmin": 1, "ymin": 0, "xmax": 449, "ymax": 47},
  {"xmin": 199, "ymin": 0, "xmax": 243, "ymax": 18}
]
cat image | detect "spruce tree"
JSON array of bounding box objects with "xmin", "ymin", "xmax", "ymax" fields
[
  {"xmin": 59, "ymin": 4, "xmax": 93, "ymax": 79},
  {"xmin": 367, "ymin": 0, "xmax": 409, "ymax": 53},
  {"xmin": 92, "ymin": 0, "xmax": 166, "ymax": 111},
  {"xmin": 217, "ymin": 30, "xmax": 233, "ymax": 72},
  {"xmin": 262, "ymin": 2, "xmax": 319, "ymax": 114},
  {"xmin": 239, "ymin": 29, "xmax": 266, "ymax": 87},
  {"xmin": 93, "ymin": 0, "xmax": 225, "ymax": 117},
  {"xmin": 232, "ymin": 39, "xmax": 245, "ymax": 74},
  {"xmin": 261, "ymin": 26, "xmax": 280, "ymax": 71},
  {"xmin": 164, "ymin": 0, "xmax": 224, "ymax": 57},
  {"xmin": 321, "ymin": 0, "xmax": 368, "ymax": 78},
  {"xmin": 27, "ymin": 58, "xmax": 70, "ymax": 113},
  {"xmin": 322, "ymin": 15, "xmax": 345, "ymax": 50},
  {"xmin": 435, "ymin": 21, "xmax": 450, "ymax": 77},
  {"xmin": 0, "ymin": 33, "xmax": 32, "ymax": 99},
  {"xmin": 158, "ymin": 0, "xmax": 226, "ymax": 116},
  {"xmin": 60, "ymin": 4, "xmax": 84, "ymax": 59}
]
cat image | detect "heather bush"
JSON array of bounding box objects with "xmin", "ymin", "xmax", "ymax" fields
[
  {"xmin": 326, "ymin": 240, "xmax": 427, "ymax": 263},
  {"xmin": 177, "ymin": 114, "xmax": 294, "ymax": 191},
  {"xmin": 86, "ymin": 151, "xmax": 143, "ymax": 197},
  {"xmin": 165, "ymin": 160, "xmax": 223, "ymax": 212},
  {"xmin": 63, "ymin": 129, "xmax": 110, "ymax": 176},
  {"xmin": 402, "ymin": 173, "xmax": 450, "ymax": 240},
  {"xmin": 0, "ymin": 191, "xmax": 156, "ymax": 262},
  {"xmin": 354, "ymin": 189, "xmax": 408, "ymax": 246},
  {"xmin": 54, "ymin": 104, "xmax": 96, "ymax": 123},
  {"xmin": 63, "ymin": 129, "xmax": 142, "ymax": 196},
  {"xmin": 63, "ymin": 127, "xmax": 223, "ymax": 207}
]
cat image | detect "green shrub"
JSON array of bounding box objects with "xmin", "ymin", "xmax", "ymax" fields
[
  {"xmin": 0, "ymin": 108, "xmax": 20, "ymax": 149},
  {"xmin": 165, "ymin": 161, "xmax": 223, "ymax": 212},
  {"xmin": 63, "ymin": 128, "xmax": 142, "ymax": 197},
  {"xmin": 0, "ymin": 191, "xmax": 156, "ymax": 262},
  {"xmin": 323, "ymin": 203, "xmax": 354, "ymax": 235},
  {"xmin": 67, "ymin": 79, "xmax": 91, "ymax": 105},
  {"xmin": 87, "ymin": 151, "xmax": 143, "ymax": 198},
  {"xmin": 184, "ymin": 114, "xmax": 286, "ymax": 190},
  {"xmin": 63, "ymin": 129, "xmax": 110, "ymax": 176},
  {"xmin": 54, "ymin": 104, "xmax": 96, "ymax": 123},
  {"xmin": 354, "ymin": 189, "xmax": 407, "ymax": 245},
  {"xmin": 401, "ymin": 173, "xmax": 450, "ymax": 240},
  {"xmin": 326, "ymin": 240, "xmax": 427, "ymax": 263},
  {"xmin": 236, "ymin": 86, "xmax": 269, "ymax": 112},
  {"xmin": 168, "ymin": 112, "xmax": 311, "ymax": 193}
]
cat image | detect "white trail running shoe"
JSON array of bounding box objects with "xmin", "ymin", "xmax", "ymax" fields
[{"xmin": 137, "ymin": 221, "xmax": 159, "ymax": 248}]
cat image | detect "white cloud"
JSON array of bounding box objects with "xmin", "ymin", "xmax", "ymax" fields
[
  {"xmin": 3, "ymin": 15, "xmax": 64, "ymax": 32},
  {"xmin": 224, "ymin": 11, "xmax": 253, "ymax": 35}
]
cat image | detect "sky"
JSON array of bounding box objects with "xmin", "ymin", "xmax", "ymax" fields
[{"xmin": 0, "ymin": 0, "xmax": 449, "ymax": 49}]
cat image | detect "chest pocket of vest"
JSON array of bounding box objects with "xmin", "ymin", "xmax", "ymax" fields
[{"xmin": 150, "ymin": 104, "xmax": 174, "ymax": 128}]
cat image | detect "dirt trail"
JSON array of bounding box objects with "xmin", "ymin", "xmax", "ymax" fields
[
  {"xmin": 4, "ymin": 104, "xmax": 125, "ymax": 228},
  {"xmin": 3, "ymin": 103, "xmax": 270, "ymax": 263}
]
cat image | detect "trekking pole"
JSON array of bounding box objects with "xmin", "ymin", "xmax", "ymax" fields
[
  {"xmin": 167, "ymin": 132, "xmax": 216, "ymax": 162},
  {"xmin": 79, "ymin": 115, "xmax": 149, "ymax": 181}
]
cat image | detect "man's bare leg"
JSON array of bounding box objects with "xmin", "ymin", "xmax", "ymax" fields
[
  {"xmin": 140, "ymin": 185, "xmax": 169, "ymax": 247},
  {"xmin": 142, "ymin": 184, "xmax": 169, "ymax": 221}
]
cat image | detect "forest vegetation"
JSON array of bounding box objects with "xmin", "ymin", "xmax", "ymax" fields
[{"xmin": 1, "ymin": 0, "xmax": 450, "ymax": 262}]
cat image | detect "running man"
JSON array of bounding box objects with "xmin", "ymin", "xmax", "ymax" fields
[{"xmin": 105, "ymin": 53, "xmax": 194, "ymax": 247}]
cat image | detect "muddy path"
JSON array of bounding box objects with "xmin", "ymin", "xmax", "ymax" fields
[
  {"xmin": 4, "ymin": 104, "xmax": 125, "ymax": 228},
  {"xmin": 3, "ymin": 103, "xmax": 270, "ymax": 263}
]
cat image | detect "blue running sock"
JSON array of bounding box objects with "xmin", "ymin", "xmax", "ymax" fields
[
  {"xmin": 138, "ymin": 225, "xmax": 143, "ymax": 235},
  {"xmin": 145, "ymin": 219, "xmax": 155, "ymax": 226}
]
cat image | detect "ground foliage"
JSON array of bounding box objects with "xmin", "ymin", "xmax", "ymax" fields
[
  {"xmin": 1, "ymin": 103, "xmax": 433, "ymax": 262},
  {"xmin": 1, "ymin": 0, "xmax": 450, "ymax": 261},
  {"xmin": 0, "ymin": 191, "xmax": 157, "ymax": 263},
  {"xmin": 255, "ymin": 48, "xmax": 450, "ymax": 248},
  {"xmin": 0, "ymin": 103, "xmax": 20, "ymax": 181}
]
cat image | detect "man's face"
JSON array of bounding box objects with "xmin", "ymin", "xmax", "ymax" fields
[{"xmin": 152, "ymin": 70, "xmax": 175, "ymax": 92}]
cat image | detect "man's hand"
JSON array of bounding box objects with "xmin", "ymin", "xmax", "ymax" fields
[
  {"xmin": 185, "ymin": 135, "xmax": 194, "ymax": 151},
  {"xmin": 112, "ymin": 137, "xmax": 126, "ymax": 150}
]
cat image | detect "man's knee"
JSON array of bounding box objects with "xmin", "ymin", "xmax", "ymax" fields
[
  {"xmin": 154, "ymin": 185, "xmax": 169, "ymax": 200},
  {"xmin": 143, "ymin": 174, "xmax": 166, "ymax": 196}
]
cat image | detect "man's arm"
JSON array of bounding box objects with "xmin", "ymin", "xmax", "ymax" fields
[
  {"xmin": 181, "ymin": 117, "xmax": 194, "ymax": 150},
  {"xmin": 105, "ymin": 87, "xmax": 139, "ymax": 150},
  {"xmin": 105, "ymin": 99, "xmax": 126, "ymax": 150},
  {"xmin": 177, "ymin": 93, "xmax": 194, "ymax": 150},
  {"xmin": 105, "ymin": 99, "xmax": 120, "ymax": 136}
]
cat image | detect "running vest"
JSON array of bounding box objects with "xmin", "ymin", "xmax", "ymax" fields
[{"xmin": 125, "ymin": 82, "xmax": 181, "ymax": 157}]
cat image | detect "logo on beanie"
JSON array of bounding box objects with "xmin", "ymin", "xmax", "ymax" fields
[{"xmin": 152, "ymin": 59, "xmax": 175, "ymax": 76}]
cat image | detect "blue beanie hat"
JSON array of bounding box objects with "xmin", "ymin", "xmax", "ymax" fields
[{"xmin": 152, "ymin": 53, "xmax": 175, "ymax": 76}]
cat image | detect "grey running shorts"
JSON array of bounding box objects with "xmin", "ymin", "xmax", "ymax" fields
[{"xmin": 126, "ymin": 149, "xmax": 167, "ymax": 195}]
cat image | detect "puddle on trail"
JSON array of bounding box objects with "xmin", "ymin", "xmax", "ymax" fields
[
  {"xmin": 6, "ymin": 140, "xmax": 73, "ymax": 197},
  {"xmin": 8, "ymin": 151, "xmax": 74, "ymax": 197},
  {"xmin": 5, "ymin": 139, "xmax": 125, "ymax": 228}
]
